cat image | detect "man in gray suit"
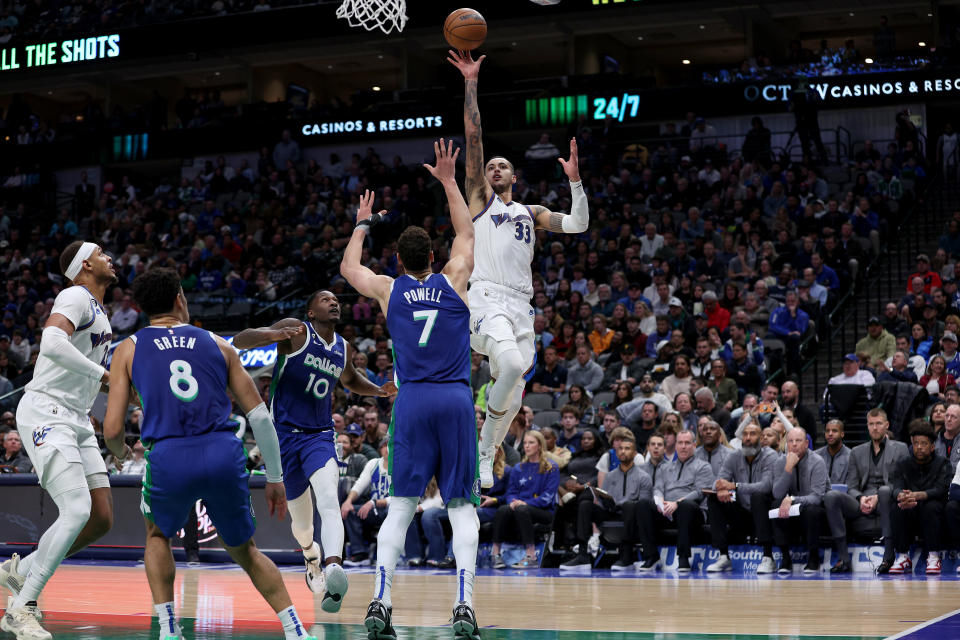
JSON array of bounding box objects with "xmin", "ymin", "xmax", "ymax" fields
[
  {"xmin": 814, "ymin": 419, "xmax": 851, "ymax": 485},
  {"xmin": 822, "ymin": 408, "xmax": 908, "ymax": 573},
  {"xmin": 772, "ymin": 427, "xmax": 828, "ymax": 574}
]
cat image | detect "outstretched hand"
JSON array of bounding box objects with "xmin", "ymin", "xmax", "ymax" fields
[
  {"xmin": 447, "ymin": 49, "xmax": 485, "ymax": 79},
  {"xmin": 558, "ymin": 137, "xmax": 581, "ymax": 182},
  {"xmin": 356, "ymin": 189, "xmax": 386, "ymax": 226},
  {"xmin": 423, "ymin": 138, "xmax": 460, "ymax": 182}
]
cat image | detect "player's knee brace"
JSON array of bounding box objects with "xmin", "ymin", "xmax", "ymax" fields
[
  {"xmin": 447, "ymin": 500, "xmax": 480, "ymax": 543},
  {"xmin": 54, "ymin": 486, "xmax": 92, "ymax": 537},
  {"xmin": 490, "ymin": 341, "xmax": 525, "ymax": 385}
]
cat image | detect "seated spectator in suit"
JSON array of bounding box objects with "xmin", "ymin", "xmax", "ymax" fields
[
  {"xmin": 556, "ymin": 405, "xmax": 584, "ymax": 453},
  {"xmin": 529, "ymin": 345, "xmax": 567, "ymax": 395},
  {"xmin": 920, "ymin": 353, "xmax": 956, "ymax": 398},
  {"xmin": 771, "ymin": 428, "xmax": 828, "ymax": 574},
  {"xmin": 561, "ymin": 433, "xmax": 653, "ymax": 571},
  {"xmin": 491, "ymin": 430, "xmax": 560, "ymax": 569},
  {"xmin": 823, "ymin": 410, "xmax": 907, "ymax": 573},
  {"xmin": 814, "ymin": 419, "xmax": 852, "ymax": 485},
  {"xmin": 877, "ymin": 350, "xmax": 920, "ymax": 384},
  {"xmin": 705, "ymin": 422, "xmax": 778, "ymax": 574},
  {"xmin": 885, "ymin": 420, "xmax": 952, "ymax": 575},
  {"xmin": 601, "ymin": 344, "xmax": 645, "ymax": 391},
  {"xmin": 694, "ymin": 418, "xmax": 731, "ymax": 476},
  {"xmin": 477, "ymin": 446, "xmax": 513, "ymax": 524},
  {"xmin": 634, "ymin": 430, "xmax": 715, "ymax": 572}
]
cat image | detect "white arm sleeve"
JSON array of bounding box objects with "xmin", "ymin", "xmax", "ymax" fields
[
  {"xmin": 352, "ymin": 458, "xmax": 378, "ymax": 498},
  {"xmin": 247, "ymin": 403, "xmax": 283, "ymax": 483},
  {"xmin": 41, "ymin": 326, "xmax": 105, "ymax": 381},
  {"xmin": 561, "ymin": 180, "xmax": 589, "ymax": 233}
]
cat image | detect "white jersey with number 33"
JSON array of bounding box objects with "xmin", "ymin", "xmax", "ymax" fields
[
  {"xmin": 26, "ymin": 286, "xmax": 113, "ymax": 418},
  {"xmin": 470, "ymin": 193, "xmax": 535, "ymax": 298}
]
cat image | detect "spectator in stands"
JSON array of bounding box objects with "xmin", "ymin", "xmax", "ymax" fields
[
  {"xmin": 625, "ymin": 400, "xmax": 660, "ymax": 452},
  {"xmin": 938, "ymin": 332, "xmax": 960, "ymax": 377},
  {"xmin": 530, "ymin": 345, "xmax": 567, "ymax": 396},
  {"xmin": 340, "ymin": 438, "xmax": 394, "ymax": 564},
  {"xmin": 877, "ymin": 350, "xmax": 920, "ymax": 384},
  {"xmin": 660, "ymin": 354, "xmax": 693, "ymax": 402},
  {"xmin": 856, "ymin": 316, "xmax": 896, "ymax": 365},
  {"xmin": 272, "ymin": 129, "xmax": 301, "ymax": 171},
  {"xmin": 936, "ymin": 405, "xmax": 960, "ymax": 471},
  {"xmin": 635, "ymin": 430, "xmax": 714, "ymax": 572},
  {"xmin": 617, "ymin": 373, "xmax": 671, "ymax": 421},
  {"xmin": 707, "ymin": 359, "xmax": 738, "ymax": 411},
  {"xmin": 705, "ymin": 422, "xmax": 777, "ymax": 574},
  {"xmin": 824, "ymin": 410, "xmax": 907, "ymax": 574},
  {"xmin": 491, "ymin": 430, "xmax": 560, "ymax": 569},
  {"xmin": 346, "ymin": 422, "xmax": 377, "ymax": 461},
  {"xmin": 694, "ymin": 388, "xmax": 731, "ymax": 434},
  {"xmin": 564, "ymin": 384, "xmax": 596, "ymax": 428},
  {"xmin": 886, "ymin": 420, "xmax": 951, "ymax": 575},
  {"xmin": 524, "ymin": 133, "xmax": 559, "ymax": 181},
  {"xmin": 109, "ymin": 294, "xmax": 140, "ymax": 336},
  {"xmin": 478, "ymin": 447, "xmax": 512, "ymax": 524},
  {"xmin": 561, "ymin": 432, "xmax": 651, "ymax": 571},
  {"xmin": 814, "ymin": 418, "xmax": 850, "ymax": 485},
  {"xmin": 727, "ymin": 341, "xmax": 763, "ymax": 397},
  {"xmin": 541, "ymin": 427, "xmax": 571, "ymax": 471},
  {"xmin": 701, "ymin": 290, "xmax": 730, "ymax": 332},
  {"xmin": 338, "ymin": 432, "xmax": 368, "ymax": 486},
  {"xmin": 557, "ymin": 406, "xmax": 584, "ymax": 453},
  {"xmin": 601, "ymin": 345, "xmax": 644, "ymax": 390},
  {"xmin": 920, "ymin": 354, "xmax": 956, "ymax": 398},
  {"xmin": 588, "ymin": 315, "xmax": 614, "ymax": 355},
  {"xmin": 768, "ymin": 290, "xmax": 809, "ymax": 375},
  {"xmin": 908, "ymin": 253, "xmax": 942, "ymax": 294},
  {"xmin": 567, "ymin": 345, "xmax": 604, "ymax": 393},
  {"xmin": 828, "ymin": 353, "xmax": 876, "ymax": 386},
  {"xmin": 694, "ymin": 418, "xmax": 731, "ymax": 475},
  {"xmin": 772, "ymin": 428, "xmax": 827, "ymax": 573},
  {"xmin": 0, "ymin": 429, "xmax": 31, "ymax": 473}
]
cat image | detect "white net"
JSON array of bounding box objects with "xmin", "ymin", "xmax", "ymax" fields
[{"xmin": 336, "ymin": 0, "xmax": 408, "ymax": 34}]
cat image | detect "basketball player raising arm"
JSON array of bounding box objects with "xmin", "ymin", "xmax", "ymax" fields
[
  {"xmin": 448, "ymin": 50, "xmax": 590, "ymax": 488},
  {"xmin": 341, "ymin": 139, "xmax": 484, "ymax": 640}
]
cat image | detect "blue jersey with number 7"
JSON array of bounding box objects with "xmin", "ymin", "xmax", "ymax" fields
[
  {"xmin": 130, "ymin": 325, "xmax": 238, "ymax": 445},
  {"xmin": 387, "ymin": 273, "xmax": 470, "ymax": 386},
  {"xmin": 269, "ymin": 322, "xmax": 345, "ymax": 434}
]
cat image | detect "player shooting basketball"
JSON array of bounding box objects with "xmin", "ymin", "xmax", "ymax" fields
[{"xmin": 448, "ymin": 49, "xmax": 590, "ymax": 489}]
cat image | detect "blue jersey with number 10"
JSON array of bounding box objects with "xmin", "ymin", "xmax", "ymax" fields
[
  {"xmin": 131, "ymin": 324, "xmax": 237, "ymax": 446},
  {"xmin": 387, "ymin": 273, "xmax": 470, "ymax": 385},
  {"xmin": 269, "ymin": 322, "xmax": 345, "ymax": 433}
]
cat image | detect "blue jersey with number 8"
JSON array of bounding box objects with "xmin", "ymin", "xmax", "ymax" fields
[
  {"xmin": 269, "ymin": 322, "xmax": 345, "ymax": 433},
  {"xmin": 131, "ymin": 324, "xmax": 237, "ymax": 445},
  {"xmin": 387, "ymin": 273, "xmax": 470, "ymax": 386}
]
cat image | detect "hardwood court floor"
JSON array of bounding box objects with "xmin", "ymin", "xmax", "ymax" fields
[{"xmin": 13, "ymin": 562, "xmax": 960, "ymax": 639}]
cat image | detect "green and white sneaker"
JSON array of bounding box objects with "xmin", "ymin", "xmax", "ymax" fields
[{"xmin": 0, "ymin": 554, "xmax": 25, "ymax": 597}]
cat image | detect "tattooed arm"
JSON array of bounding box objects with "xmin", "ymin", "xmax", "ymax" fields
[
  {"xmin": 447, "ymin": 49, "xmax": 490, "ymax": 211},
  {"xmin": 533, "ymin": 138, "xmax": 589, "ymax": 233}
]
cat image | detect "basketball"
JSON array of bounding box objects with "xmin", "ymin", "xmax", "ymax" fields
[{"xmin": 443, "ymin": 8, "xmax": 486, "ymax": 51}]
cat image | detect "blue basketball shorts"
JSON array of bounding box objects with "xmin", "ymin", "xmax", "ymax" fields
[
  {"xmin": 276, "ymin": 427, "xmax": 337, "ymax": 500},
  {"xmin": 141, "ymin": 431, "xmax": 255, "ymax": 547},
  {"xmin": 388, "ymin": 381, "xmax": 480, "ymax": 505}
]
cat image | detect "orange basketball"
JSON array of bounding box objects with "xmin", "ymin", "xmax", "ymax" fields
[{"xmin": 443, "ymin": 8, "xmax": 486, "ymax": 51}]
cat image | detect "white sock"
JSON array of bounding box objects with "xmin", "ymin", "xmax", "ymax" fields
[
  {"xmin": 278, "ymin": 605, "xmax": 308, "ymax": 639},
  {"xmin": 154, "ymin": 602, "xmax": 179, "ymax": 637},
  {"xmin": 371, "ymin": 496, "xmax": 417, "ymax": 608},
  {"xmin": 448, "ymin": 500, "xmax": 479, "ymax": 607}
]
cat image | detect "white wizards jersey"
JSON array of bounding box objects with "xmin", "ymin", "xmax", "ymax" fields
[
  {"xmin": 26, "ymin": 286, "xmax": 113, "ymax": 418},
  {"xmin": 470, "ymin": 192, "xmax": 535, "ymax": 297}
]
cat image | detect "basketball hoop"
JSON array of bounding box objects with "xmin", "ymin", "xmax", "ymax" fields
[{"xmin": 336, "ymin": 0, "xmax": 407, "ymax": 34}]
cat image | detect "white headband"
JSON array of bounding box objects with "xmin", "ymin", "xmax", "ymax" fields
[{"xmin": 64, "ymin": 242, "xmax": 98, "ymax": 281}]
